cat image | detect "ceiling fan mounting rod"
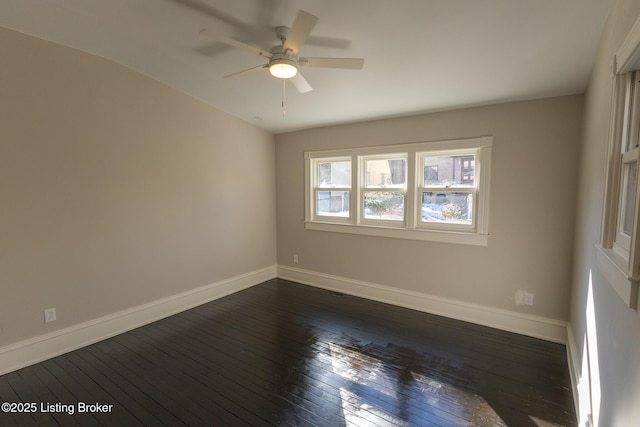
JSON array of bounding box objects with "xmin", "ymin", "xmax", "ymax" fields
[{"xmin": 275, "ymin": 26, "xmax": 290, "ymax": 43}]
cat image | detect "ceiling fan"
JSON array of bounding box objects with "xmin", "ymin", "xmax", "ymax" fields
[{"xmin": 200, "ymin": 10, "xmax": 364, "ymax": 94}]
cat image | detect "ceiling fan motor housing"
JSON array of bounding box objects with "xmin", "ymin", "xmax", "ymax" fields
[{"xmin": 270, "ymin": 53, "xmax": 298, "ymax": 67}]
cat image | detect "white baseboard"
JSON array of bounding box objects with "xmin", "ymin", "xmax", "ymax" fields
[
  {"xmin": 0, "ymin": 265, "xmax": 277, "ymax": 376},
  {"xmin": 1, "ymin": 265, "xmax": 567, "ymax": 377},
  {"xmin": 278, "ymin": 265, "xmax": 568, "ymax": 344},
  {"xmin": 565, "ymin": 324, "xmax": 582, "ymax": 425}
]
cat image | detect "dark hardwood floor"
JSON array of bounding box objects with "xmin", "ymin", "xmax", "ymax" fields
[{"xmin": 0, "ymin": 279, "xmax": 576, "ymax": 426}]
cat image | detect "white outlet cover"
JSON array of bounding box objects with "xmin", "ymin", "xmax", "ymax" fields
[
  {"xmin": 44, "ymin": 308, "xmax": 57, "ymax": 323},
  {"xmin": 515, "ymin": 290, "xmax": 534, "ymax": 306},
  {"xmin": 524, "ymin": 293, "xmax": 535, "ymax": 306}
]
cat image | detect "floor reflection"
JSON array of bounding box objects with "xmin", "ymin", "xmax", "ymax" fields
[
  {"xmin": 339, "ymin": 387, "xmax": 410, "ymax": 427},
  {"xmin": 328, "ymin": 342, "xmax": 398, "ymax": 399},
  {"xmin": 253, "ymin": 281, "xmax": 575, "ymax": 426},
  {"xmin": 300, "ymin": 340, "xmax": 508, "ymax": 426}
]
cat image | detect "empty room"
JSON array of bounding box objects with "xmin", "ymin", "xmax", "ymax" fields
[{"xmin": 1, "ymin": 0, "xmax": 639, "ymax": 426}]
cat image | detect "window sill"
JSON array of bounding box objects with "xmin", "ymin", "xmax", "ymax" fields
[
  {"xmin": 305, "ymin": 221, "xmax": 488, "ymax": 246},
  {"xmin": 595, "ymin": 245, "xmax": 639, "ymax": 309}
]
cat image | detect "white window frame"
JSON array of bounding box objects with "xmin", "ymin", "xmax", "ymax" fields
[
  {"xmin": 311, "ymin": 156, "xmax": 353, "ymax": 224},
  {"xmin": 416, "ymin": 149, "xmax": 479, "ymax": 233},
  {"xmin": 304, "ymin": 136, "xmax": 492, "ymax": 246},
  {"xmin": 359, "ymin": 153, "xmax": 408, "ymax": 228},
  {"xmin": 614, "ymin": 147, "xmax": 639, "ymax": 257},
  {"xmin": 597, "ymin": 26, "xmax": 640, "ymax": 309}
]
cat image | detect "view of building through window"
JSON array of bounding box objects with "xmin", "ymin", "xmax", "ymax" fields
[
  {"xmin": 312, "ymin": 154, "xmax": 477, "ymax": 225},
  {"xmin": 305, "ymin": 136, "xmax": 491, "ymax": 244},
  {"xmin": 363, "ymin": 157, "xmax": 406, "ymax": 221},
  {"xmin": 421, "ymin": 154, "xmax": 475, "ymax": 225},
  {"xmin": 317, "ymin": 160, "xmax": 350, "ymax": 217}
]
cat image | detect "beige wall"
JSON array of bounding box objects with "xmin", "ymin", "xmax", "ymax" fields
[
  {"xmin": 571, "ymin": 0, "xmax": 640, "ymax": 425},
  {"xmin": 276, "ymin": 95, "xmax": 583, "ymax": 321},
  {"xmin": 8, "ymin": 9, "xmax": 639, "ymax": 423},
  {"xmin": 0, "ymin": 28, "xmax": 276, "ymax": 346}
]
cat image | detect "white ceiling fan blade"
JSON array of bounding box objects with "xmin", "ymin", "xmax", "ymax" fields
[
  {"xmin": 224, "ymin": 64, "xmax": 268, "ymax": 79},
  {"xmin": 200, "ymin": 28, "xmax": 272, "ymax": 58},
  {"xmin": 282, "ymin": 10, "xmax": 319, "ymax": 55},
  {"xmin": 291, "ymin": 72, "xmax": 313, "ymax": 93},
  {"xmin": 299, "ymin": 57, "xmax": 364, "ymax": 69}
]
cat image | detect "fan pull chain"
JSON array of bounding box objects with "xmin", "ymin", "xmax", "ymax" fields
[{"xmin": 281, "ymin": 79, "xmax": 286, "ymax": 117}]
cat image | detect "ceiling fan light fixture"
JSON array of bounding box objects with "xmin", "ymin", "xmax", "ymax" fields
[{"xmin": 269, "ymin": 58, "xmax": 298, "ymax": 79}]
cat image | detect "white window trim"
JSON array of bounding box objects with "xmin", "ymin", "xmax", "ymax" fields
[
  {"xmin": 416, "ymin": 149, "xmax": 480, "ymax": 234},
  {"xmin": 359, "ymin": 153, "xmax": 408, "ymax": 228},
  {"xmin": 311, "ymin": 156, "xmax": 353, "ymax": 224},
  {"xmin": 304, "ymin": 136, "xmax": 492, "ymax": 246},
  {"xmin": 597, "ymin": 21, "xmax": 640, "ymax": 309}
]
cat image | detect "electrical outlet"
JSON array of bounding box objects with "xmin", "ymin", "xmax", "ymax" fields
[
  {"xmin": 293, "ymin": 254, "xmax": 299, "ymax": 264},
  {"xmin": 515, "ymin": 290, "xmax": 535, "ymax": 306},
  {"xmin": 44, "ymin": 308, "xmax": 57, "ymax": 323},
  {"xmin": 524, "ymin": 292, "xmax": 535, "ymax": 306}
]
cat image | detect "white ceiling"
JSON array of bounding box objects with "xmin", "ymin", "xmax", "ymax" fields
[{"xmin": 1, "ymin": 0, "xmax": 613, "ymax": 134}]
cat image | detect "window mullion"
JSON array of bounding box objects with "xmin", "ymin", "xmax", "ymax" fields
[
  {"xmin": 353, "ymin": 155, "xmax": 360, "ymax": 225},
  {"xmin": 406, "ymin": 153, "xmax": 416, "ymax": 229},
  {"xmin": 358, "ymin": 155, "xmax": 365, "ymax": 225}
]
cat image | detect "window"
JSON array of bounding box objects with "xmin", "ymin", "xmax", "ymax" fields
[
  {"xmin": 304, "ymin": 136, "xmax": 492, "ymax": 246},
  {"xmin": 361, "ymin": 155, "xmax": 407, "ymax": 224},
  {"xmin": 314, "ymin": 158, "xmax": 351, "ymax": 220},
  {"xmin": 598, "ymin": 69, "xmax": 640, "ymax": 309},
  {"xmin": 418, "ymin": 152, "xmax": 476, "ymax": 231}
]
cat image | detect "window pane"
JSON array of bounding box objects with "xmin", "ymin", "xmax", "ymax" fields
[
  {"xmin": 626, "ymin": 73, "xmax": 640, "ymax": 152},
  {"xmin": 365, "ymin": 159, "xmax": 406, "ymax": 188},
  {"xmin": 423, "ymin": 155, "xmax": 475, "ymax": 186},
  {"xmin": 421, "ymin": 191, "xmax": 473, "ymax": 224},
  {"xmin": 622, "ymin": 162, "xmax": 637, "ymax": 236},
  {"xmin": 318, "ymin": 161, "xmax": 351, "ymax": 187},
  {"xmin": 317, "ymin": 191, "xmax": 350, "ymax": 217},
  {"xmin": 363, "ymin": 191, "xmax": 405, "ymax": 220}
]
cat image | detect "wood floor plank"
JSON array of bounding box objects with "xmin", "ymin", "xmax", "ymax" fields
[
  {"xmin": 0, "ymin": 279, "xmax": 577, "ymax": 426},
  {"xmin": 28, "ymin": 363, "xmax": 102, "ymax": 427},
  {"xmin": 176, "ymin": 303, "xmax": 428, "ymax": 425},
  {"xmin": 145, "ymin": 320, "xmax": 339, "ymax": 426},
  {"xmin": 1, "ymin": 371, "xmax": 52, "ymax": 426},
  {"xmin": 120, "ymin": 327, "xmax": 292, "ymax": 426}
]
